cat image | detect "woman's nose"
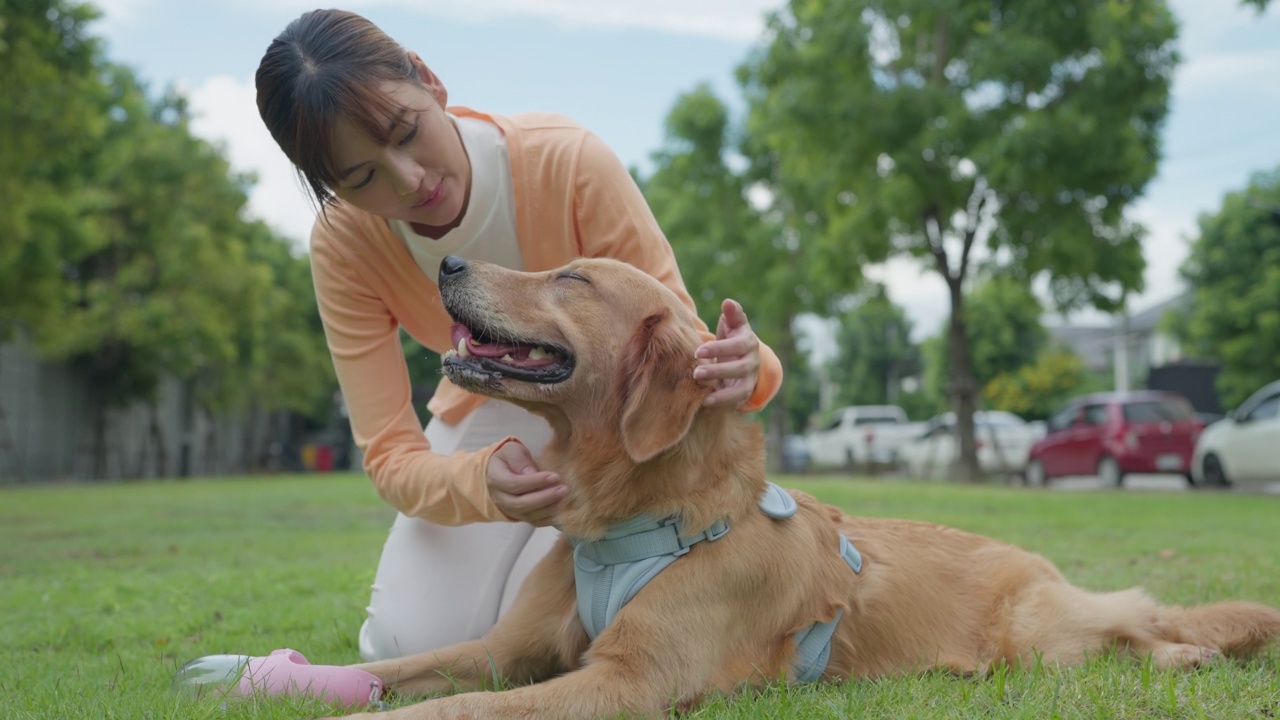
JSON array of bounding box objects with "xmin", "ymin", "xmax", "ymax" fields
[{"xmin": 391, "ymin": 154, "xmax": 426, "ymax": 197}]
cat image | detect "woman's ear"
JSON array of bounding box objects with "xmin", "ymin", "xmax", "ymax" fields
[{"xmin": 408, "ymin": 51, "xmax": 448, "ymax": 108}]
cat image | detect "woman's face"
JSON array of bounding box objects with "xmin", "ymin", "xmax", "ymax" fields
[{"xmin": 329, "ymin": 79, "xmax": 470, "ymax": 229}]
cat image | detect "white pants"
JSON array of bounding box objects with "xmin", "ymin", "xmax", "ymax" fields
[{"xmin": 357, "ymin": 400, "xmax": 561, "ymax": 662}]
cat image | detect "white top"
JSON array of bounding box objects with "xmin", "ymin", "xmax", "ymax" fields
[{"xmin": 389, "ymin": 114, "xmax": 522, "ymax": 284}]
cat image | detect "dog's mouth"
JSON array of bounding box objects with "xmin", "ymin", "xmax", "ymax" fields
[{"xmin": 442, "ymin": 322, "xmax": 574, "ymax": 386}]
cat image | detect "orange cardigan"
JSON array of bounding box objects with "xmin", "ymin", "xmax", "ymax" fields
[{"xmin": 309, "ymin": 108, "xmax": 783, "ymax": 524}]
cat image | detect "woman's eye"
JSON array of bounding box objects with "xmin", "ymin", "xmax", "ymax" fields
[
  {"xmin": 398, "ymin": 123, "xmax": 418, "ymax": 147},
  {"xmin": 350, "ymin": 170, "xmax": 375, "ymax": 190}
]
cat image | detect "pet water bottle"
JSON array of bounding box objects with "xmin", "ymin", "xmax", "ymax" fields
[{"xmin": 172, "ymin": 648, "xmax": 385, "ymax": 710}]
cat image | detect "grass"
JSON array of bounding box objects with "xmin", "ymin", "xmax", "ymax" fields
[{"xmin": 1, "ymin": 473, "xmax": 1277, "ymax": 719}]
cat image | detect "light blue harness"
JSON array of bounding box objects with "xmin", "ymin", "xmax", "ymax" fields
[{"xmin": 567, "ymin": 482, "xmax": 862, "ymax": 682}]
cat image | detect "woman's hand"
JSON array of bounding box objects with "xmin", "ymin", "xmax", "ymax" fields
[
  {"xmin": 693, "ymin": 298, "xmax": 761, "ymax": 409},
  {"xmin": 487, "ymin": 440, "xmax": 566, "ymax": 526}
]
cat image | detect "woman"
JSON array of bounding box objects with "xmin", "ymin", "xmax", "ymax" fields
[{"xmin": 254, "ymin": 8, "xmax": 783, "ymax": 662}]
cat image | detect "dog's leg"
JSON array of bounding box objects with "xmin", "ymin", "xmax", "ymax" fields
[
  {"xmin": 1007, "ymin": 582, "xmax": 1280, "ymax": 669},
  {"xmin": 330, "ymin": 570, "xmax": 751, "ymax": 720}
]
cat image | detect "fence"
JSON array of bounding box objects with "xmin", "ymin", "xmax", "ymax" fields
[{"xmin": 0, "ymin": 335, "xmax": 309, "ymax": 483}]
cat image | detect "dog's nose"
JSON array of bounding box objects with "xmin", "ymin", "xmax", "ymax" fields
[{"xmin": 439, "ymin": 255, "xmax": 468, "ymax": 284}]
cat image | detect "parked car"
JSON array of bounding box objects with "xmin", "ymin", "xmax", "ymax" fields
[
  {"xmin": 805, "ymin": 405, "xmax": 925, "ymax": 471},
  {"xmin": 1024, "ymin": 391, "xmax": 1204, "ymax": 487},
  {"xmin": 896, "ymin": 411, "xmax": 1041, "ymax": 479},
  {"xmin": 1191, "ymin": 379, "xmax": 1280, "ymax": 487}
]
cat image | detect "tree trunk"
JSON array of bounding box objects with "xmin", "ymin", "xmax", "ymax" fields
[{"xmin": 946, "ymin": 280, "xmax": 982, "ymax": 483}]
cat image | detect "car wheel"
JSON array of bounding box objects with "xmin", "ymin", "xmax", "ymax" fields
[
  {"xmin": 1098, "ymin": 455, "xmax": 1124, "ymax": 488},
  {"xmin": 1023, "ymin": 459, "xmax": 1048, "ymax": 487},
  {"xmin": 1201, "ymin": 454, "xmax": 1233, "ymax": 488}
]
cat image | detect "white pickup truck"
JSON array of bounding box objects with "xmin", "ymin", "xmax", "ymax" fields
[{"xmin": 805, "ymin": 405, "xmax": 924, "ymax": 471}]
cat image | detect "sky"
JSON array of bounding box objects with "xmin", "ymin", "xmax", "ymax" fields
[{"xmin": 90, "ymin": 0, "xmax": 1280, "ymax": 347}]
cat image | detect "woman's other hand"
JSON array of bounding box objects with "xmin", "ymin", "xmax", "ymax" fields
[
  {"xmin": 486, "ymin": 440, "xmax": 566, "ymax": 526},
  {"xmin": 693, "ymin": 298, "xmax": 761, "ymax": 409}
]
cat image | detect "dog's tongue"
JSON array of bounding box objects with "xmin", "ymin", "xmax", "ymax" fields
[{"xmin": 449, "ymin": 323, "xmax": 524, "ymax": 358}]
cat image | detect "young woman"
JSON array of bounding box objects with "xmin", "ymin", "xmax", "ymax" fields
[{"xmin": 255, "ymin": 8, "xmax": 783, "ymax": 662}]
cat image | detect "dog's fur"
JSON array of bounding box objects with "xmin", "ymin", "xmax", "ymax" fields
[{"xmin": 329, "ymin": 258, "xmax": 1280, "ymax": 720}]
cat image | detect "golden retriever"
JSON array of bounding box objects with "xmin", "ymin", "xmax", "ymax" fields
[{"xmin": 327, "ymin": 256, "xmax": 1280, "ymax": 720}]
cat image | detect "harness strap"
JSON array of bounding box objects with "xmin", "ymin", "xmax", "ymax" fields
[
  {"xmin": 584, "ymin": 517, "xmax": 730, "ymax": 565},
  {"xmin": 790, "ymin": 534, "xmax": 863, "ymax": 682},
  {"xmin": 570, "ymin": 516, "xmax": 730, "ymax": 640},
  {"xmin": 567, "ymin": 481, "xmax": 863, "ymax": 675}
]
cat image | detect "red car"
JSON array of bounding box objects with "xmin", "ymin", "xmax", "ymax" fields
[{"xmin": 1024, "ymin": 391, "xmax": 1205, "ymax": 487}]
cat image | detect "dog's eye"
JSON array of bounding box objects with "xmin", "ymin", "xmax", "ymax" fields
[{"xmin": 557, "ymin": 271, "xmax": 590, "ymax": 284}]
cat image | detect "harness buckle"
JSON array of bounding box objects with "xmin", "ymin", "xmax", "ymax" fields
[{"xmin": 704, "ymin": 519, "xmax": 730, "ymax": 542}]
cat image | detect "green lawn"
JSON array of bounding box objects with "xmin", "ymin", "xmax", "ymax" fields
[{"xmin": 1, "ymin": 474, "xmax": 1277, "ymax": 719}]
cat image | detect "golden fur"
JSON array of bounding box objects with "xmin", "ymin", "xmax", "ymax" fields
[{"xmin": 326, "ymin": 258, "xmax": 1280, "ymax": 720}]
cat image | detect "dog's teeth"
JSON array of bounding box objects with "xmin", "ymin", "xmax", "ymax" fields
[
  {"xmin": 457, "ymin": 338, "xmax": 471, "ymax": 358},
  {"xmin": 501, "ymin": 354, "xmax": 514, "ymax": 363},
  {"xmin": 528, "ymin": 347, "xmax": 550, "ymax": 361},
  {"xmin": 444, "ymin": 349, "xmax": 457, "ymax": 359}
]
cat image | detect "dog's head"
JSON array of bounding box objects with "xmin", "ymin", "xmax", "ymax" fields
[{"xmin": 439, "ymin": 255, "xmax": 716, "ymax": 463}]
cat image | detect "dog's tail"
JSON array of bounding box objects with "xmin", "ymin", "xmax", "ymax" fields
[{"xmin": 1157, "ymin": 601, "xmax": 1280, "ymax": 658}]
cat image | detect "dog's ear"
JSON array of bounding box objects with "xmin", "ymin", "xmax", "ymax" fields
[{"xmin": 618, "ymin": 310, "xmax": 706, "ymax": 463}]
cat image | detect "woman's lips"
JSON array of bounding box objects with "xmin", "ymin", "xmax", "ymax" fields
[{"xmin": 415, "ymin": 182, "xmax": 444, "ymax": 209}]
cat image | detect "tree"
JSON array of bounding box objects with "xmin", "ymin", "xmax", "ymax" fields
[
  {"xmin": 1176, "ymin": 169, "xmax": 1280, "ymax": 409},
  {"xmin": 741, "ymin": 0, "xmax": 1177, "ymax": 480},
  {"xmin": 827, "ymin": 285, "xmax": 918, "ymax": 408},
  {"xmin": 0, "ymin": 0, "xmax": 110, "ymax": 338},
  {"xmin": 641, "ymin": 85, "xmax": 852, "ymax": 464},
  {"xmin": 2, "ymin": 0, "xmax": 337, "ymax": 478}
]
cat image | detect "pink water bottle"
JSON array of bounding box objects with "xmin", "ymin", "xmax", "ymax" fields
[{"xmin": 172, "ymin": 648, "xmax": 385, "ymax": 710}]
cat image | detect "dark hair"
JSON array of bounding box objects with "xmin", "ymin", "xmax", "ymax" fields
[{"xmin": 255, "ymin": 9, "xmax": 424, "ymax": 207}]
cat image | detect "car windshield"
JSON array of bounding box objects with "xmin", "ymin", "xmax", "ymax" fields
[{"xmin": 1123, "ymin": 399, "xmax": 1194, "ymax": 423}]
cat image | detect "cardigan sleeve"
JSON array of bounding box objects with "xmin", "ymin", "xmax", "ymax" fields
[
  {"xmin": 569, "ymin": 132, "xmax": 783, "ymax": 412},
  {"xmin": 309, "ymin": 211, "xmax": 510, "ymax": 524}
]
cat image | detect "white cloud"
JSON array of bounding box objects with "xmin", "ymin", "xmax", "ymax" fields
[
  {"xmin": 1177, "ymin": 46, "xmax": 1280, "ymax": 98},
  {"xmin": 261, "ymin": 0, "xmax": 781, "ymax": 42},
  {"xmin": 186, "ymin": 75, "xmax": 318, "ymax": 252}
]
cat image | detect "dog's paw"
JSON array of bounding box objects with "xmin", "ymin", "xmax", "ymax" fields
[{"xmin": 1153, "ymin": 643, "xmax": 1220, "ymax": 669}]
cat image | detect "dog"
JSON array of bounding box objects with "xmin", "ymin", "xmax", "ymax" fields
[{"xmin": 326, "ymin": 256, "xmax": 1280, "ymax": 720}]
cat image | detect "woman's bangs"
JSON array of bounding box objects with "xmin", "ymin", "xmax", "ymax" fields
[{"xmin": 295, "ymin": 79, "xmax": 405, "ymax": 192}]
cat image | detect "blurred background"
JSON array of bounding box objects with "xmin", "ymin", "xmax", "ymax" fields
[{"xmin": 1, "ymin": 0, "xmax": 1276, "ymax": 485}]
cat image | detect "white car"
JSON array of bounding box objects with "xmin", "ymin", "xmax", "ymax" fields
[
  {"xmin": 1191, "ymin": 379, "xmax": 1280, "ymax": 487},
  {"xmin": 897, "ymin": 411, "xmax": 1042, "ymax": 479}
]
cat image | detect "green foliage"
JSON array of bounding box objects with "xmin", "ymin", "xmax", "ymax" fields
[
  {"xmin": 641, "ymin": 84, "xmax": 848, "ymax": 439},
  {"xmin": 1178, "ymin": 169, "xmax": 1280, "ymax": 408},
  {"xmin": 0, "ymin": 0, "xmax": 339, "ymax": 473},
  {"xmin": 780, "ymin": 351, "xmax": 823, "ymax": 433},
  {"xmin": 984, "ymin": 346, "xmax": 1109, "ymax": 419},
  {"xmin": 0, "ymin": 0, "xmax": 110, "ymax": 337},
  {"xmin": 919, "ymin": 277, "xmax": 1048, "ymax": 410},
  {"xmin": 964, "ymin": 277, "xmax": 1047, "ymax": 385},
  {"xmin": 827, "ymin": 285, "xmax": 919, "ymax": 408},
  {"xmin": 402, "ymin": 332, "xmax": 443, "ymax": 427}
]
